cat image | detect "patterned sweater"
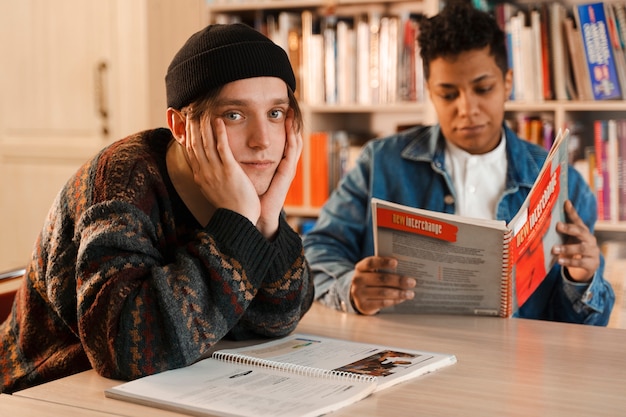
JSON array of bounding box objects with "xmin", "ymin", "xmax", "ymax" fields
[{"xmin": 0, "ymin": 128, "xmax": 314, "ymax": 393}]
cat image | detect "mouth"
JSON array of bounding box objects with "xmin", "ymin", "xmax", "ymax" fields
[
  {"xmin": 240, "ymin": 160, "xmax": 275, "ymax": 170},
  {"xmin": 457, "ymin": 125, "xmax": 484, "ymax": 136}
]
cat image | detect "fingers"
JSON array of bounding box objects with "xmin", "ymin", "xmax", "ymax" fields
[
  {"xmin": 185, "ymin": 113, "xmax": 204, "ymax": 177},
  {"xmin": 284, "ymin": 110, "xmax": 303, "ymax": 165},
  {"xmin": 351, "ymin": 257, "xmax": 416, "ymax": 315},
  {"xmin": 211, "ymin": 117, "xmax": 236, "ymax": 167},
  {"xmin": 552, "ymin": 200, "xmax": 599, "ymax": 283}
]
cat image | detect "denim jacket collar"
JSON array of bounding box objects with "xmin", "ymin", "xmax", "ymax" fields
[{"xmin": 399, "ymin": 123, "xmax": 543, "ymax": 197}]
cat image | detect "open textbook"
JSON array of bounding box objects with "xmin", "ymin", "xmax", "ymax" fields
[
  {"xmin": 105, "ymin": 333, "xmax": 457, "ymax": 417},
  {"xmin": 372, "ymin": 129, "xmax": 570, "ymax": 317}
]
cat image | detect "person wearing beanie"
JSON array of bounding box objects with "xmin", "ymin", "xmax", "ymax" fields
[
  {"xmin": 304, "ymin": 3, "xmax": 614, "ymax": 324},
  {"xmin": 0, "ymin": 23, "xmax": 313, "ymax": 393}
]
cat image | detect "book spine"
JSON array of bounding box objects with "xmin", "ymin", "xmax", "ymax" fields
[
  {"xmin": 284, "ymin": 152, "xmax": 304, "ymax": 207},
  {"xmin": 539, "ymin": 4, "xmax": 553, "ymax": 100},
  {"xmin": 594, "ymin": 120, "xmax": 608, "ymax": 220},
  {"xmin": 604, "ymin": 3, "xmax": 626, "ymax": 99},
  {"xmin": 607, "ymin": 119, "xmax": 619, "ymax": 221},
  {"xmin": 576, "ymin": 2, "xmax": 622, "ymax": 100},
  {"xmin": 309, "ymin": 131, "xmax": 330, "ymax": 208},
  {"xmin": 531, "ymin": 9, "xmax": 546, "ymax": 102},
  {"xmin": 510, "ymin": 13, "xmax": 525, "ymax": 100},
  {"xmin": 565, "ymin": 16, "xmax": 594, "ymax": 100},
  {"xmin": 618, "ymin": 120, "xmax": 626, "ymax": 220}
]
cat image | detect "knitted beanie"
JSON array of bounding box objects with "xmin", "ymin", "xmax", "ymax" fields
[{"xmin": 165, "ymin": 23, "xmax": 296, "ymax": 109}]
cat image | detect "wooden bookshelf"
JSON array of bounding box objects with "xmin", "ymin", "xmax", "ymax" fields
[{"xmin": 205, "ymin": 0, "xmax": 626, "ymax": 236}]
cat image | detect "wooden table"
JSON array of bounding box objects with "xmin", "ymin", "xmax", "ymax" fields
[{"xmin": 11, "ymin": 303, "xmax": 626, "ymax": 416}]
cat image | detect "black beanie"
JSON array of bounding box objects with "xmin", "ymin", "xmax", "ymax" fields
[{"xmin": 165, "ymin": 23, "xmax": 296, "ymax": 109}]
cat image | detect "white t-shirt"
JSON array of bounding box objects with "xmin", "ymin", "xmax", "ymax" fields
[{"xmin": 444, "ymin": 131, "xmax": 507, "ymax": 220}]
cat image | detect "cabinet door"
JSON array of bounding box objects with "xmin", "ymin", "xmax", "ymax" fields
[
  {"xmin": 0, "ymin": 0, "xmax": 116, "ymax": 144},
  {"xmin": 0, "ymin": 0, "xmax": 116, "ymax": 270}
]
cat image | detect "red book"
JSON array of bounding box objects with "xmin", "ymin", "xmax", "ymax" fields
[
  {"xmin": 309, "ymin": 131, "xmax": 330, "ymax": 208},
  {"xmin": 284, "ymin": 152, "xmax": 304, "ymax": 207}
]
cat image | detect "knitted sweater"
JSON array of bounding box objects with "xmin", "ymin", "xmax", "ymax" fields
[{"xmin": 0, "ymin": 128, "xmax": 314, "ymax": 393}]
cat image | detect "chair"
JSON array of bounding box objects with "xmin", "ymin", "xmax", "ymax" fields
[{"xmin": 0, "ymin": 267, "xmax": 26, "ymax": 322}]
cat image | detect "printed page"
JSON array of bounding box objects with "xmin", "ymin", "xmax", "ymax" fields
[
  {"xmin": 372, "ymin": 198, "xmax": 510, "ymax": 316},
  {"xmin": 105, "ymin": 356, "xmax": 376, "ymax": 417},
  {"xmin": 217, "ymin": 333, "xmax": 456, "ymax": 391},
  {"xmin": 508, "ymin": 129, "xmax": 569, "ymax": 310}
]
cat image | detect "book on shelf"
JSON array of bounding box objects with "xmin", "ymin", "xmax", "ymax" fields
[
  {"xmin": 105, "ymin": 333, "xmax": 457, "ymax": 417},
  {"xmin": 549, "ymin": 2, "xmax": 572, "ymax": 100},
  {"xmin": 575, "ymin": 2, "xmax": 623, "ymax": 100},
  {"xmin": 618, "ymin": 120, "xmax": 626, "ymax": 221},
  {"xmin": 594, "ymin": 118, "xmax": 626, "ymax": 222},
  {"xmin": 538, "ymin": 4, "xmax": 554, "ymax": 100},
  {"xmin": 309, "ymin": 130, "xmax": 372, "ymax": 208},
  {"xmin": 564, "ymin": 16, "xmax": 595, "ymax": 101},
  {"xmin": 594, "ymin": 120, "xmax": 611, "ymax": 220},
  {"xmin": 371, "ymin": 129, "xmax": 570, "ymax": 317},
  {"xmin": 604, "ymin": 3, "xmax": 626, "ymax": 99},
  {"xmin": 530, "ymin": 8, "xmax": 546, "ymax": 102},
  {"xmin": 284, "ymin": 151, "xmax": 304, "ymax": 207}
]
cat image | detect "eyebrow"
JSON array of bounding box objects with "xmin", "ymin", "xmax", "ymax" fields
[
  {"xmin": 215, "ymin": 97, "xmax": 290, "ymax": 107},
  {"xmin": 435, "ymin": 74, "xmax": 496, "ymax": 89}
]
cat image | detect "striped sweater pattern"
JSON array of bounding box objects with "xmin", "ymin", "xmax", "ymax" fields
[{"xmin": 0, "ymin": 128, "xmax": 313, "ymax": 393}]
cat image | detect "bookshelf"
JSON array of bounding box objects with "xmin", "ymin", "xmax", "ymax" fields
[
  {"xmin": 204, "ymin": 0, "xmax": 626, "ymax": 237},
  {"xmin": 206, "ymin": 0, "xmax": 440, "ymax": 226}
]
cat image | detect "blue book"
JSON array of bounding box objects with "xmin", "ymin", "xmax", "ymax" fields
[{"xmin": 575, "ymin": 2, "xmax": 623, "ymax": 100}]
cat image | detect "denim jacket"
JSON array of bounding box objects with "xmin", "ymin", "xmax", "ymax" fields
[{"xmin": 303, "ymin": 124, "xmax": 615, "ymax": 325}]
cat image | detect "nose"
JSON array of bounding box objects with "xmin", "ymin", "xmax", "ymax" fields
[
  {"xmin": 247, "ymin": 118, "xmax": 272, "ymax": 149},
  {"xmin": 457, "ymin": 92, "xmax": 478, "ymax": 118}
]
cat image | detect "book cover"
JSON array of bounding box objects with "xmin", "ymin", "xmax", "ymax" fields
[
  {"xmin": 372, "ymin": 130, "xmax": 570, "ymax": 317},
  {"xmin": 604, "ymin": 3, "xmax": 626, "ymax": 99},
  {"xmin": 575, "ymin": 2, "xmax": 623, "ymax": 100},
  {"xmin": 105, "ymin": 333, "xmax": 456, "ymax": 417}
]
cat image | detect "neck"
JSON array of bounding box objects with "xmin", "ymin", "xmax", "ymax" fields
[{"xmin": 166, "ymin": 141, "xmax": 214, "ymax": 226}]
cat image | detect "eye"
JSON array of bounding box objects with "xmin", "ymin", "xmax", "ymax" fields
[
  {"xmin": 475, "ymin": 85, "xmax": 494, "ymax": 94},
  {"xmin": 268, "ymin": 108, "xmax": 286, "ymax": 120},
  {"xmin": 222, "ymin": 111, "xmax": 243, "ymax": 122},
  {"xmin": 439, "ymin": 91, "xmax": 458, "ymax": 101}
]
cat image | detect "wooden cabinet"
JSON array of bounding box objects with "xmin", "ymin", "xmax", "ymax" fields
[{"xmin": 0, "ymin": 0, "xmax": 206, "ymax": 271}]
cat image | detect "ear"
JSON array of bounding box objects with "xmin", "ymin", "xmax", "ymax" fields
[
  {"xmin": 167, "ymin": 108, "xmax": 187, "ymax": 144},
  {"xmin": 503, "ymin": 69, "xmax": 513, "ymax": 100}
]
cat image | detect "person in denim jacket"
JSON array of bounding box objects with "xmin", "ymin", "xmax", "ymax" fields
[{"xmin": 303, "ymin": 3, "xmax": 614, "ymax": 325}]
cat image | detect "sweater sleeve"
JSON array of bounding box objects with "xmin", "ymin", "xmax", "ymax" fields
[{"xmin": 74, "ymin": 202, "xmax": 312, "ymax": 380}]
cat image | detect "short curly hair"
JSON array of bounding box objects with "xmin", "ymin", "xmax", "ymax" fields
[{"xmin": 418, "ymin": 2, "xmax": 508, "ymax": 80}]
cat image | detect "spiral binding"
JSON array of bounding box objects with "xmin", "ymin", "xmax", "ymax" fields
[
  {"xmin": 212, "ymin": 351, "xmax": 378, "ymax": 384},
  {"xmin": 500, "ymin": 229, "xmax": 514, "ymax": 318}
]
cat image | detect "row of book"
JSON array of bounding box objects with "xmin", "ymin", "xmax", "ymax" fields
[
  {"xmin": 589, "ymin": 119, "xmax": 626, "ymax": 221},
  {"xmin": 214, "ymin": 10, "xmax": 426, "ymax": 105},
  {"xmin": 505, "ymin": 114, "xmax": 555, "ymax": 150},
  {"xmin": 496, "ymin": 1, "xmax": 626, "ymax": 102},
  {"xmin": 285, "ymin": 130, "xmax": 372, "ymax": 208},
  {"xmin": 508, "ymin": 114, "xmax": 626, "ymax": 222}
]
